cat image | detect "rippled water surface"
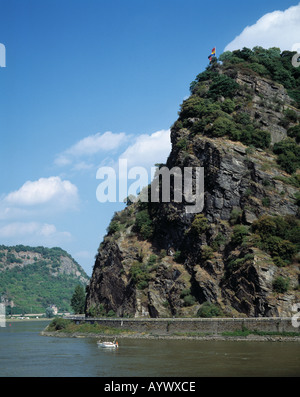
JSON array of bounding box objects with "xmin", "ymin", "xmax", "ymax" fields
[{"xmin": 0, "ymin": 320, "xmax": 299, "ymax": 377}]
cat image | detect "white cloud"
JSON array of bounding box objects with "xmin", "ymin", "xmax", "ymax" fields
[
  {"xmin": 225, "ymin": 3, "xmax": 300, "ymax": 52},
  {"xmin": 0, "ymin": 177, "xmax": 79, "ymax": 221},
  {"xmin": 54, "ymin": 129, "xmax": 171, "ymax": 175},
  {"xmin": 4, "ymin": 176, "xmax": 78, "ymax": 207},
  {"xmin": 55, "ymin": 131, "xmax": 128, "ymax": 167},
  {"xmin": 119, "ymin": 129, "xmax": 171, "ymax": 169},
  {"xmin": 0, "ymin": 221, "xmax": 72, "ymax": 245},
  {"xmin": 0, "ymin": 222, "xmax": 41, "ymax": 237},
  {"xmin": 71, "ymin": 161, "xmax": 94, "ymax": 171}
]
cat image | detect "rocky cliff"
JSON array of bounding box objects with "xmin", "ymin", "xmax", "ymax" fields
[{"xmin": 86, "ymin": 48, "xmax": 300, "ymax": 318}]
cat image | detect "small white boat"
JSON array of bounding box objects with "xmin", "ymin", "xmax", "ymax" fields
[{"xmin": 97, "ymin": 340, "xmax": 119, "ymax": 349}]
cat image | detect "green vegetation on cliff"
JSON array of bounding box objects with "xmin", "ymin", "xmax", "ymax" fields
[
  {"xmin": 186, "ymin": 47, "xmax": 300, "ymax": 174},
  {"xmin": 0, "ymin": 245, "xmax": 89, "ymax": 314},
  {"xmin": 207, "ymin": 47, "xmax": 300, "ymax": 106}
]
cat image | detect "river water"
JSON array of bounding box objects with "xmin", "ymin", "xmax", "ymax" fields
[{"xmin": 0, "ymin": 320, "xmax": 299, "ymax": 377}]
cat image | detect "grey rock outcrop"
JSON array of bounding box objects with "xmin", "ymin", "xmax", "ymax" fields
[{"xmin": 86, "ymin": 64, "xmax": 300, "ymax": 319}]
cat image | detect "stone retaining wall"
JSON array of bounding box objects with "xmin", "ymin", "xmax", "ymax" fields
[{"xmin": 66, "ymin": 317, "xmax": 297, "ymax": 335}]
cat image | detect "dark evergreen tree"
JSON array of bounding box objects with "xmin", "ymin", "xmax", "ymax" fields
[{"xmin": 70, "ymin": 285, "xmax": 86, "ymax": 314}]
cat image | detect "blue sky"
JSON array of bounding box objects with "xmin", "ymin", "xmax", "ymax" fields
[{"xmin": 0, "ymin": 0, "xmax": 299, "ymax": 276}]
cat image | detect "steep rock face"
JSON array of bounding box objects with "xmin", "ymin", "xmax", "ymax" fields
[
  {"xmin": 85, "ymin": 230, "xmax": 194, "ymax": 317},
  {"xmin": 85, "ymin": 239, "xmax": 137, "ymax": 317},
  {"xmin": 86, "ymin": 59, "xmax": 300, "ymax": 318},
  {"xmin": 230, "ymin": 69, "xmax": 292, "ymax": 144}
]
